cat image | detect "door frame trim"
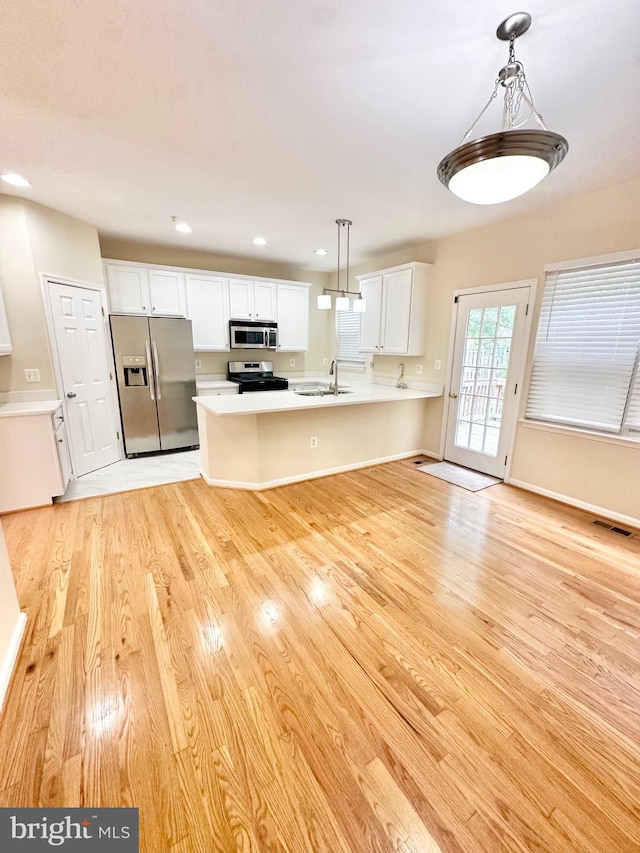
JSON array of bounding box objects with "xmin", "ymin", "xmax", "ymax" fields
[
  {"xmin": 41, "ymin": 273, "xmax": 125, "ymax": 476},
  {"xmin": 438, "ymin": 277, "xmax": 538, "ymax": 483}
]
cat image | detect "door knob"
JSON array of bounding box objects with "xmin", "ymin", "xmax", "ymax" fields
[
  {"xmin": 66, "ymin": 392, "xmax": 77, "ymax": 398},
  {"xmin": 449, "ymin": 392, "xmax": 458, "ymax": 399}
]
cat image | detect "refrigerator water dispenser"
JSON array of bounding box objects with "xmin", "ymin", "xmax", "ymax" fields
[{"xmin": 122, "ymin": 355, "xmax": 148, "ymax": 387}]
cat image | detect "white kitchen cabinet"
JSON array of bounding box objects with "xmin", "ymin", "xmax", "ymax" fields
[
  {"xmin": 0, "ymin": 280, "xmax": 11, "ymax": 355},
  {"xmin": 147, "ymin": 269, "xmax": 186, "ymax": 316},
  {"xmin": 277, "ymin": 283, "xmax": 311, "ymax": 351},
  {"xmin": 185, "ymin": 274, "xmax": 229, "ymax": 351},
  {"xmin": 0, "ymin": 403, "xmax": 67, "ymax": 512},
  {"xmin": 356, "ymin": 262, "xmax": 431, "ymax": 356},
  {"xmin": 54, "ymin": 415, "xmax": 72, "ymax": 493},
  {"xmin": 229, "ymin": 279, "xmax": 276, "ymax": 321},
  {"xmin": 105, "ymin": 263, "xmax": 186, "ymax": 317}
]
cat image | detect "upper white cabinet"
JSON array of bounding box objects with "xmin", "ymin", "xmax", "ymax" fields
[
  {"xmin": 185, "ymin": 274, "xmax": 229, "ymax": 351},
  {"xmin": 105, "ymin": 263, "xmax": 186, "ymax": 317},
  {"xmin": 357, "ymin": 262, "xmax": 431, "ymax": 356},
  {"xmin": 277, "ymin": 283, "xmax": 311, "ymax": 351},
  {"xmin": 0, "ymin": 280, "xmax": 11, "ymax": 355},
  {"xmin": 229, "ymin": 279, "xmax": 276, "ymax": 321}
]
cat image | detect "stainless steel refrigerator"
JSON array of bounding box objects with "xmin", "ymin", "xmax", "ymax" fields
[{"xmin": 110, "ymin": 315, "xmax": 199, "ymax": 457}]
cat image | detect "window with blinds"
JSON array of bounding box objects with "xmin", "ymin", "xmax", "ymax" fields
[
  {"xmin": 526, "ymin": 256, "xmax": 640, "ymax": 436},
  {"xmin": 335, "ymin": 301, "xmax": 365, "ymax": 364}
]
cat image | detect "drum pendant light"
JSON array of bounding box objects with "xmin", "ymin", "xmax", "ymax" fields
[
  {"xmin": 316, "ymin": 219, "xmax": 366, "ymax": 311},
  {"xmin": 437, "ymin": 12, "xmax": 568, "ymax": 205}
]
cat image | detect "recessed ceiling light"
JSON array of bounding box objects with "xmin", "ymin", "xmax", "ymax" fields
[
  {"xmin": 253, "ymin": 236, "xmax": 267, "ymax": 246},
  {"xmin": 1, "ymin": 172, "xmax": 30, "ymax": 187},
  {"xmin": 170, "ymin": 216, "xmax": 192, "ymax": 233},
  {"xmin": 314, "ymin": 249, "xmax": 328, "ymax": 256}
]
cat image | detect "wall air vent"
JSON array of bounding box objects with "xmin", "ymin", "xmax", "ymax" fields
[{"xmin": 592, "ymin": 519, "xmax": 633, "ymax": 537}]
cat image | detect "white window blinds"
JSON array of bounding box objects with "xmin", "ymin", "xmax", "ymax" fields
[
  {"xmin": 336, "ymin": 301, "xmax": 365, "ymax": 363},
  {"xmin": 526, "ymin": 258, "xmax": 640, "ymax": 434}
]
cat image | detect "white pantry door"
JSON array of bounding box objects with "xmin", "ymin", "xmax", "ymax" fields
[
  {"xmin": 49, "ymin": 282, "xmax": 120, "ymax": 477},
  {"xmin": 444, "ymin": 286, "xmax": 530, "ymax": 478}
]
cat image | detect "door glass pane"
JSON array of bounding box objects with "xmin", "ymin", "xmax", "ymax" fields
[{"xmin": 454, "ymin": 302, "xmax": 517, "ymax": 457}]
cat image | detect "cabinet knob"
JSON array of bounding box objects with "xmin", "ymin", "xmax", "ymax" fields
[
  {"xmin": 152, "ymin": 307, "xmax": 155, "ymax": 311},
  {"xmin": 58, "ymin": 438, "xmax": 63, "ymax": 443},
  {"xmin": 142, "ymin": 306, "xmax": 146, "ymax": 310}
]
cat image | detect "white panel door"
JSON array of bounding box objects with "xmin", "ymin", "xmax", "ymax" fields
[
  {"xmin": 50, "ymin": 282, "xmax": 121, "ymax": 477},
  {"xmin": 444, "ymin": 286, "xmax": 530, "ymax": 478},
  {"xmin": 381, "ymin": 269, "xmax": 412, "ymax": 354},
  {"xmin": 358, "ymin": 276, "xmax": 383, "ymax": 353},
  {"xmin": 105, "ymin": 265, "xmax": 150, "ymax": 314},
  {"xmin": 253, "ymin": 281, "xmax": 277, "ymax": 320},
  {"xmin": 277, "ymin": 284, "xmax": 308, "ymax": 351},
  {"xmin": 186, "ymin": 274, "xmax": 229, "ymax": 350},
  {"xmin": 0, "ymin": 280, "xmax": 11, "ymax": 355},
  {"xmin": 148, "ymin": 270, "xmax": 186, "ymax": 316}
]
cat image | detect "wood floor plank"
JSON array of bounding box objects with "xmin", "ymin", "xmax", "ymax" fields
[{"xmin": 1, "ymin": 460, "xmax": 639, "ymax": 852}]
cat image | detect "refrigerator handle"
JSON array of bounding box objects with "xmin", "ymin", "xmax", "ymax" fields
[
  {"xmin": 152, "ymin": 340, "xmax": 162, "ymax": 400},
  {"xmin": 145, "ymin": 340, "xmax": 155, "ymax": 401}
]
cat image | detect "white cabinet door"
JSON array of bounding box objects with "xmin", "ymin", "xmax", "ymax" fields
[
  {"xmin": 148, "ymin": 270, "xmax": 186, "ymax": 316},
  {"xmin": 277, "ymin": 284, "xmax": 309, "ymax": 351},
  {"xmin": 105, "ymin": 265, "xmax": 150, "ymax": 314},
  {"xmin": 229, "ymin": 279, "xmax": 277, "ymax": 320},
  {"xmin": 229, "ymin": 279, "xmax": 253, "ymax": 319},
  {"xmin": 54, "ymin": 419, "xmax": 72, "ymax": 493},
  {"xmin": 186, "ymin": 274, "xmax": 229, "ymax": 351},
  {"xmin": 358, "ymin": 276, "xmax": 383, "ymax": 353},
  {"xmin": 0, "ymin": 280, "xmax": 11, "ymax": 355},
  {"xmin": 381, "ymin": 268, "xmax": 413, "ymax": 354},
  {"xmin": 254, "ymin": 281, "xmax": 277, "ymax": 320}
]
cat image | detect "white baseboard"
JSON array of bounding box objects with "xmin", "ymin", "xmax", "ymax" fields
[
  {"xmin": 0, "ymin": 612, "xmax": 27, "ymax": 714},
  {"xmin": 200, "ymin": 449, "xmax": 438, "ymax": 491},
  {"xmin": 508, "ymin": 479, "xmax": 640, "ymax": 531}
]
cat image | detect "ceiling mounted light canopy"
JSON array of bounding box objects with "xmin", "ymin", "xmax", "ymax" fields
[
  {"xmin": 437, "ymin": 12, "xmax": 568, "ymax": 205},
  {"xmin": 316, "ymin": 219, "xmax": 366, "ymax": 312},
  {"xmin": 171, "ymin": 215, "xmax": 192, "ymax": 233}
]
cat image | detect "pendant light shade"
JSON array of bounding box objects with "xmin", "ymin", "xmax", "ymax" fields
[
  {"xmin": 315, "ymin": 219, "xmax": 366, "ymax": 312},
  {"xmin": 437, "ymin": 13, "xmax": 568, "ymax": 205}
]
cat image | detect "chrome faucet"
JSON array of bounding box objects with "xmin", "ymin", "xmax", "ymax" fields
[
  {"xmin": 396, "ymin": 362, "xmax": 407, "ymax": 389},
  {"xmin": 329, "ymin": 359, "xmax": 340, "ymax": 395}
]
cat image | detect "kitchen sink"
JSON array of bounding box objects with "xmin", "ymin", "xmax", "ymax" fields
[{"xmin": 294, "ymin": 388, "xmax": 353, "ymax": 396}]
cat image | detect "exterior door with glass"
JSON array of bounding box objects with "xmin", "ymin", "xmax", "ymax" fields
[{"xmin": 444, "ymin": 286, "xmax": 530, "ymax": 478}]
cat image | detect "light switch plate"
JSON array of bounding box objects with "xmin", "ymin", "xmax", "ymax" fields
[
  {"xmin": 415, "ymin": 364, "xmax": 423, "ymax": 375},
  {"xmin": 434, "ymin": 359, "xmax": 442, "ymax": 371},
  {"xmin": 24, "ymin": 368, "xmax": 41, "ymax": 383},
  {"xmin": 195, "ymin": 359, "xmax": 202, "ymax": 369}
]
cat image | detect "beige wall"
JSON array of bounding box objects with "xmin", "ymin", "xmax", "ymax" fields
[
  {"xmin": 0, "ymin": 196, "xmax": 103, "ymax": 393},
  {"xmin": 99, "ymin": 236, "xmax": 335, "ymax": 376}
]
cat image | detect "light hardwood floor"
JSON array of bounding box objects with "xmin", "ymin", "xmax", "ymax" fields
[{"xmin": 1, "ymin": 460, "xmax": 639, "ymax": 852}]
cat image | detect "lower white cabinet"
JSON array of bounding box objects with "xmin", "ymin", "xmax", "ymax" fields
[
  {"xmin": 357, "ymin": 262, "xmax": 431, "ymax": 356},
  {"xmin": 277, "ymin": 283, "xmax": 311, "ymax": 351},
  {"xmin": 186, "ymin": 274, "xmax": 230, "ymax": 351},
  {"xmin": 0, "ymin": 405, "xmax": 68, "ymax": 513},
  {"xmin": 0, "ymin": 280, "xmax": 11, "ymax": 355}
]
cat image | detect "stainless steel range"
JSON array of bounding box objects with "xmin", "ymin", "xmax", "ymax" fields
[{"xmin": 227, "ymin": 361, "xmax": 289, "ymax": 393}]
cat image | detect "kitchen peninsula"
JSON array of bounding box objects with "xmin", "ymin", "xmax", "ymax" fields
[{"xmin": 194, "ymin": 382, "xmax": 442, "ymax": 490}]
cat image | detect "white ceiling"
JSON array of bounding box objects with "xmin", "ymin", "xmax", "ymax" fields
[{"xmin": 2, "ymin": 0, "xmax": 639, "ymax": 270}]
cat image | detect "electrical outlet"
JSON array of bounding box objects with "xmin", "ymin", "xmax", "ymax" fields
[
  {"xmin": 289, "ymin": 358, "xmax": 296, "ymax": 367},
  {"xmin": 434, "ymin": 359, "xmax": 442, "ymax": 371},
  {"xmin": 24, "ymin": 368, "xmax": 41, "ymax": 383},
  {"xmin": 415, "ymin": 364, "xmax": 423, "ymax": 375},
  {"xmin": 310, "ymin": 436, "xmax": 318, "ymax": 448},
  {"xmin": 195, "ymin": 359, "xmax": 202, "ymax": 369},
  {"xmin": 322, "ymin": 357, "xmax": 328, "ymax": 366}
]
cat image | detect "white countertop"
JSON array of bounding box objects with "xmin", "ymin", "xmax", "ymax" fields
[
  {"xmin": 195, "ymin": 379, "xmax": 237, "ymax": 390},
  {"xmin": 194, "ymin": 382, "xmax": 441, "ymax": 416},
  {"xmin": 0, "ymin": 400, "xmax": 62, "ymax": 418}
]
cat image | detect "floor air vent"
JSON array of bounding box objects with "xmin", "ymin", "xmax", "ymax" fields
[{"xmin": 592, "ymin": 519, "xmax": 633, "ymax": 537}]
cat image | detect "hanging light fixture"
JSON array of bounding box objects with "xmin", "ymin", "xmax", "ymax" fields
[
  {"xmin": 316, "ymin": 219, "xmax": 366, "ymax": 312},
  {"xmin": 437, "ymin": 12, "xmax": 568, "ymax": 205}
]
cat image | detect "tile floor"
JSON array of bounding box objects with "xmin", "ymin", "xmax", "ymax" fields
[{"xmin": 56, "ymin": 449, "xmax": 201, "ymax": 502}]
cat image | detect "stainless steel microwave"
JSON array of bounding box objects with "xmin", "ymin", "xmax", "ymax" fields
[{"xmin": 229, "ymin": 320, "xmax": 278, "ymax": 350}]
